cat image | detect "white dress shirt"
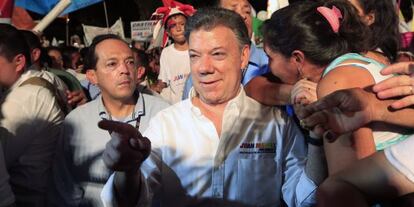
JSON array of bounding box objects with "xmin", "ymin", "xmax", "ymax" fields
[{"xmin": 102, "ymin": 88, "xmax": 317, "ymax": 207}]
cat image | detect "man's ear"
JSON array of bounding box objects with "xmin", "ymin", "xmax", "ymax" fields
[
  {"xmin": 14, "ymin": 54, "xmax": 26, "ymax": 74},
  {"xmin": 32, "ymin": 48, "xmax": 41, "ymax": 63},
  {"xmin": 136, "ymin": 66, "xmax": 146, "ymax": 81},
  {"xmin": 86, "ymin": 69, "xmax": 98, "ymax": 85},
  {"xmin": 240, "ymin": 44, "xmax": 250, "ymax": 70}
]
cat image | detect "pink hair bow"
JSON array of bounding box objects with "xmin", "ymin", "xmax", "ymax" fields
[{"xmin": 317, "ymin": 6, "xmax": 343, "ymax": 34}]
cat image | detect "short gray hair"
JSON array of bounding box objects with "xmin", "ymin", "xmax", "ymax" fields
[{"xmin": 184, "ymin": 8, "xmax": 250, "ymax": 49}]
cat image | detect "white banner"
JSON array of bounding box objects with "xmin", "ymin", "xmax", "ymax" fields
[
  {"xmin": 83, "ymin": 18, "xmax": 125, "ymax": 46},
  {"xmin": 130, "ymin": 20, "xmax": 157, "ymax": 42}
]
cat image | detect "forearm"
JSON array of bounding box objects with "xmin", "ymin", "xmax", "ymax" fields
[
  {"xmin": 114, "ymin": 169, "xmax": 142, "ymax": 206},
  {"xmin": 244, "ymin": 76, "xmax": 293, "ymax": 106},
  {"xmin": 373, "ymin": 99, "xmax": 414, "ymax": 129},
  {"xmin": 305, "ymin": 142, "xmax": 327, "ymax": 185}
]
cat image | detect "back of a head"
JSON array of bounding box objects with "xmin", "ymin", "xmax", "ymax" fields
[
  {"xmin": 132, "ymin": 48, "xmax": 149, "ymax": 68},
  {"xmin": 184, "ymin": 7, "xmax": 250, "ymax": 49},
  {"xmin": 357, "ymin": 0, "xmax": 400, "ymax": 62},
  {"xmin": 262, "ymin": 0, "xmax": 371, "ymax": 66},
  {"xmin": 20, "ymin": 30, "xmax": 41, "ymax": 51},
  {"xmin": 61, "ymin": 46, "xmax": 79, "ymax": 69},
  {"xmin": 0, "ymin": 24, "xmax": 31, "ymax": 65},
  {"xmin": 84, "ymin": 34, "xmax": 125, "ymax": 70}
]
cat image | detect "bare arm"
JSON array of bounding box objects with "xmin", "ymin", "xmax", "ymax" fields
[
  {"xmin": 244, "ymin": 73, "xmax": 293, "ymax": 106},
  {"xmin": 317, "ymin": 151, "xmax": 414, "ymax": 207},
  {"xmin": 317, "ymin": 66, "xmax": 376, "ymax": 174}
]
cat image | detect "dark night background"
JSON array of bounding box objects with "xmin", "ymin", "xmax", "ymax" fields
[{"xmin": 28, "ymin": 0, "xmax": 268, "ymax": 42}]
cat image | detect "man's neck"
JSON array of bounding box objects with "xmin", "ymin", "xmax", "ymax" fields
[
  {"xmin": 192, "ymin": 97, "xmax": 228, "ymax": 137},
  {"xmin": 173, "ymin": 41, "xmax": 189, "ymax": 51},
  {"xmin": 102, "ymin": 95, "xmax": 137, "ymax": 119}
]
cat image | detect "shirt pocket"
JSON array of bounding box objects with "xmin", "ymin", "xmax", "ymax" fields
[{"xmin": 237, "ymin": 156, "xmax": 281, "ymax": 206}]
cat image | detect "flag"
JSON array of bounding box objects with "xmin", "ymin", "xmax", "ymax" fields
[
  {"xmin": 15, "ymin": 0, "xmax": 103, "ymax": 15},
  {"xmin": 12, "ymin": 6, "xmax": 35, "ymax": 29},
  {"xmin": 0, "ymin": 0, "xmax": 14, "ymax": 24},
  {"xmin": 82, "ymin": 18, "xmax": 125, "ymax": 46}
]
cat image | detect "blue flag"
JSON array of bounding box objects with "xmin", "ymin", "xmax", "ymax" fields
[{"xmin": 15, "ymin": 0, "xmax": 103, "ymax": 15}]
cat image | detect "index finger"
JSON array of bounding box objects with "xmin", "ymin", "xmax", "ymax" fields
[
  {"xmin": 297, "ymin": 90, "xmax": 345, "ymax": 118},
  {"xmin": 98, "ymin": 120, "xmax": 142, "ymax": 139},
  {"xmin": 380, "ymin": 62, "xmax": 414, "ymax": 76}
]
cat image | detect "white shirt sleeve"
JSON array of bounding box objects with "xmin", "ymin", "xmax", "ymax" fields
[
  {"xmin": 384, "ymin": 135, "xmax": 414, "ymax": 183},
  {"xmin": 100, "ymin": 172, "xmax": 153, "ymax": 207},
  {"xmin": 100, "ymin": 117, "xmax": 164, "ymax": 207}
]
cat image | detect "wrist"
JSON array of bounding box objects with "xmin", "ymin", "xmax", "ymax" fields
[
  {"xmin": 371, "ymin": 98, "xmax": 392, "ymax": 122},
  {"xmin": 307, "ymin": 132, "xmax": 323, "ymax": 146}
]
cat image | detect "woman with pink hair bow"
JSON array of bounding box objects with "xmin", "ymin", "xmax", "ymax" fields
[{"xmin": 262, "ymin": 0, "xmax": 410, "ymax": 175}]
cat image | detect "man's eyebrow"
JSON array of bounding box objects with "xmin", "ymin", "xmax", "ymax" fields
[
  {"xmin": 211, "ymin": 47, "xmax": 224, "ymax": 51},
  {"xmin": 189, "ymin": 48, "xmax": 201, "ymax": 53},
  {"xmin": 189, "ymin": 46, "xmax": 224, "ymax": 52},
  {"xmin": 105, "ymin": 57, "xmax": 118, "ymax": 62}
]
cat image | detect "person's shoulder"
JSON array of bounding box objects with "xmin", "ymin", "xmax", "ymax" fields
[
  {"xmin": 319, "ymin": 64, "xmax": 375, "ymax": 99},
  {"xmin": 142, "ymin": 93, "xmax": 170, "ymax": 109},
  {"xmin": 244, "ymin": 95, "xmax": 289, "ymax": 124},
  {"xmin": 65, "ymin": 98, "xmax": 99, "ymax": 119},
  {"xmin": 249, "ymin": 44, "xmax": 268, "ymax": 66},
  {"xmin": 153, "ymin": 98, "xmax": 191, "ymax": 118},
  {"xmin": 161, "ymin": 44, "xmax": 175, "ymax": 54}
]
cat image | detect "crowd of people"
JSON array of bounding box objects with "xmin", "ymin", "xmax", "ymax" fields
[{"xmin": 1, "ymin": 0, "xmax": 414, "ymax": 206}]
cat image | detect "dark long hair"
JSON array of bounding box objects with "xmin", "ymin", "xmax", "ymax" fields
[
  {"xmin": 262, "ymin": 0, "xmax": 372, "ymax": 66},
  {"xmin": 356, "ymin": 0, "xmax": 400, "ymax": 62}
]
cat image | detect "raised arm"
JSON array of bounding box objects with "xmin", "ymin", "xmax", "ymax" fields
[
  {"xmin": 99, "ymin": 120, "xmax": 151, "ymax": 206},
  {"xmin": 244, "ymin": 73, "xmax": 293, "ymax": 106}
]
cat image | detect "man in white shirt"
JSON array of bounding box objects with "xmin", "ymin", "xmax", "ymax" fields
[
  {"xmin": 0, "ymin": 24, "xmax": 65, "ymax": 206},
  {"xmin": 100, "ymin": 8, "xmax": 325, "ymax": 207}
]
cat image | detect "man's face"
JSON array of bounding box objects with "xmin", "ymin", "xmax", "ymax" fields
[
  {"xmin": 88, "ymin": 39, "xmax": 137, "ymax": 102},
  {"xmin": 0, "ymin": 54, "xmax": 25, "ymax": 88},
  {"xmin": 0, "ymin": 55, "xmax": 19, "ymax": 88},
  {"xmin": 189, "ymin": 25, "xmax": 249, "ymax": 105},
  {"xmin": 220, "ymin": 0, "xmax": 253, "ymax": 38},
  {"xmin": 47, "ymin": 49, "xmax": 64, "ymax": 69},
  {"xmin": 167, "ymin": 15, "xmax": 187, "ymax": 44}
]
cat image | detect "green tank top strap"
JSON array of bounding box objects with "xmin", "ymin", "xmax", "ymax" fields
[{"xmin": 323, "ymin": 53, "xmax": 385, "ymax": 77}]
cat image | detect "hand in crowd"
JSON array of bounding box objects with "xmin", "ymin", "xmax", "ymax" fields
[
  {"xmin": 296, "ymin": 88, "xmax": 376, "ymax": 141},
  {"xmin": 373, "ymin": 62, "xmax": 414, "ymax": 109},
  {"xmin": 290, "ymin": 79, "xmax": 318, "ymax": 105},
  {"xmin": 98, "ymin": 120, "xmax": 151, "ymax": 172},
  {"xmin": 66, "ymin": 90, "xmax": 88, "ymax": 107}
]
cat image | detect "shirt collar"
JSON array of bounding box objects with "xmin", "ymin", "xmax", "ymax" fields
[
  {"xmin": 188, "ymin": 85, "xmax": 246, "ymax": 117},
  {"xmin": 98, "ymin": 90, "xmax": 145, "ymax": 123},
  {"xmin": 9, "ymin": 69, "xmax": 36, "ymax": 91}
]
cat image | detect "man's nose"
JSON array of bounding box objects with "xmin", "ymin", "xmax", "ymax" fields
[
  {"xmin": 198, "ymin": 56, "xmax": 214, "ymax": 74},
  {"xmin": 119, "ymin": 62, "xmax": 131, "ymax": 74}
]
